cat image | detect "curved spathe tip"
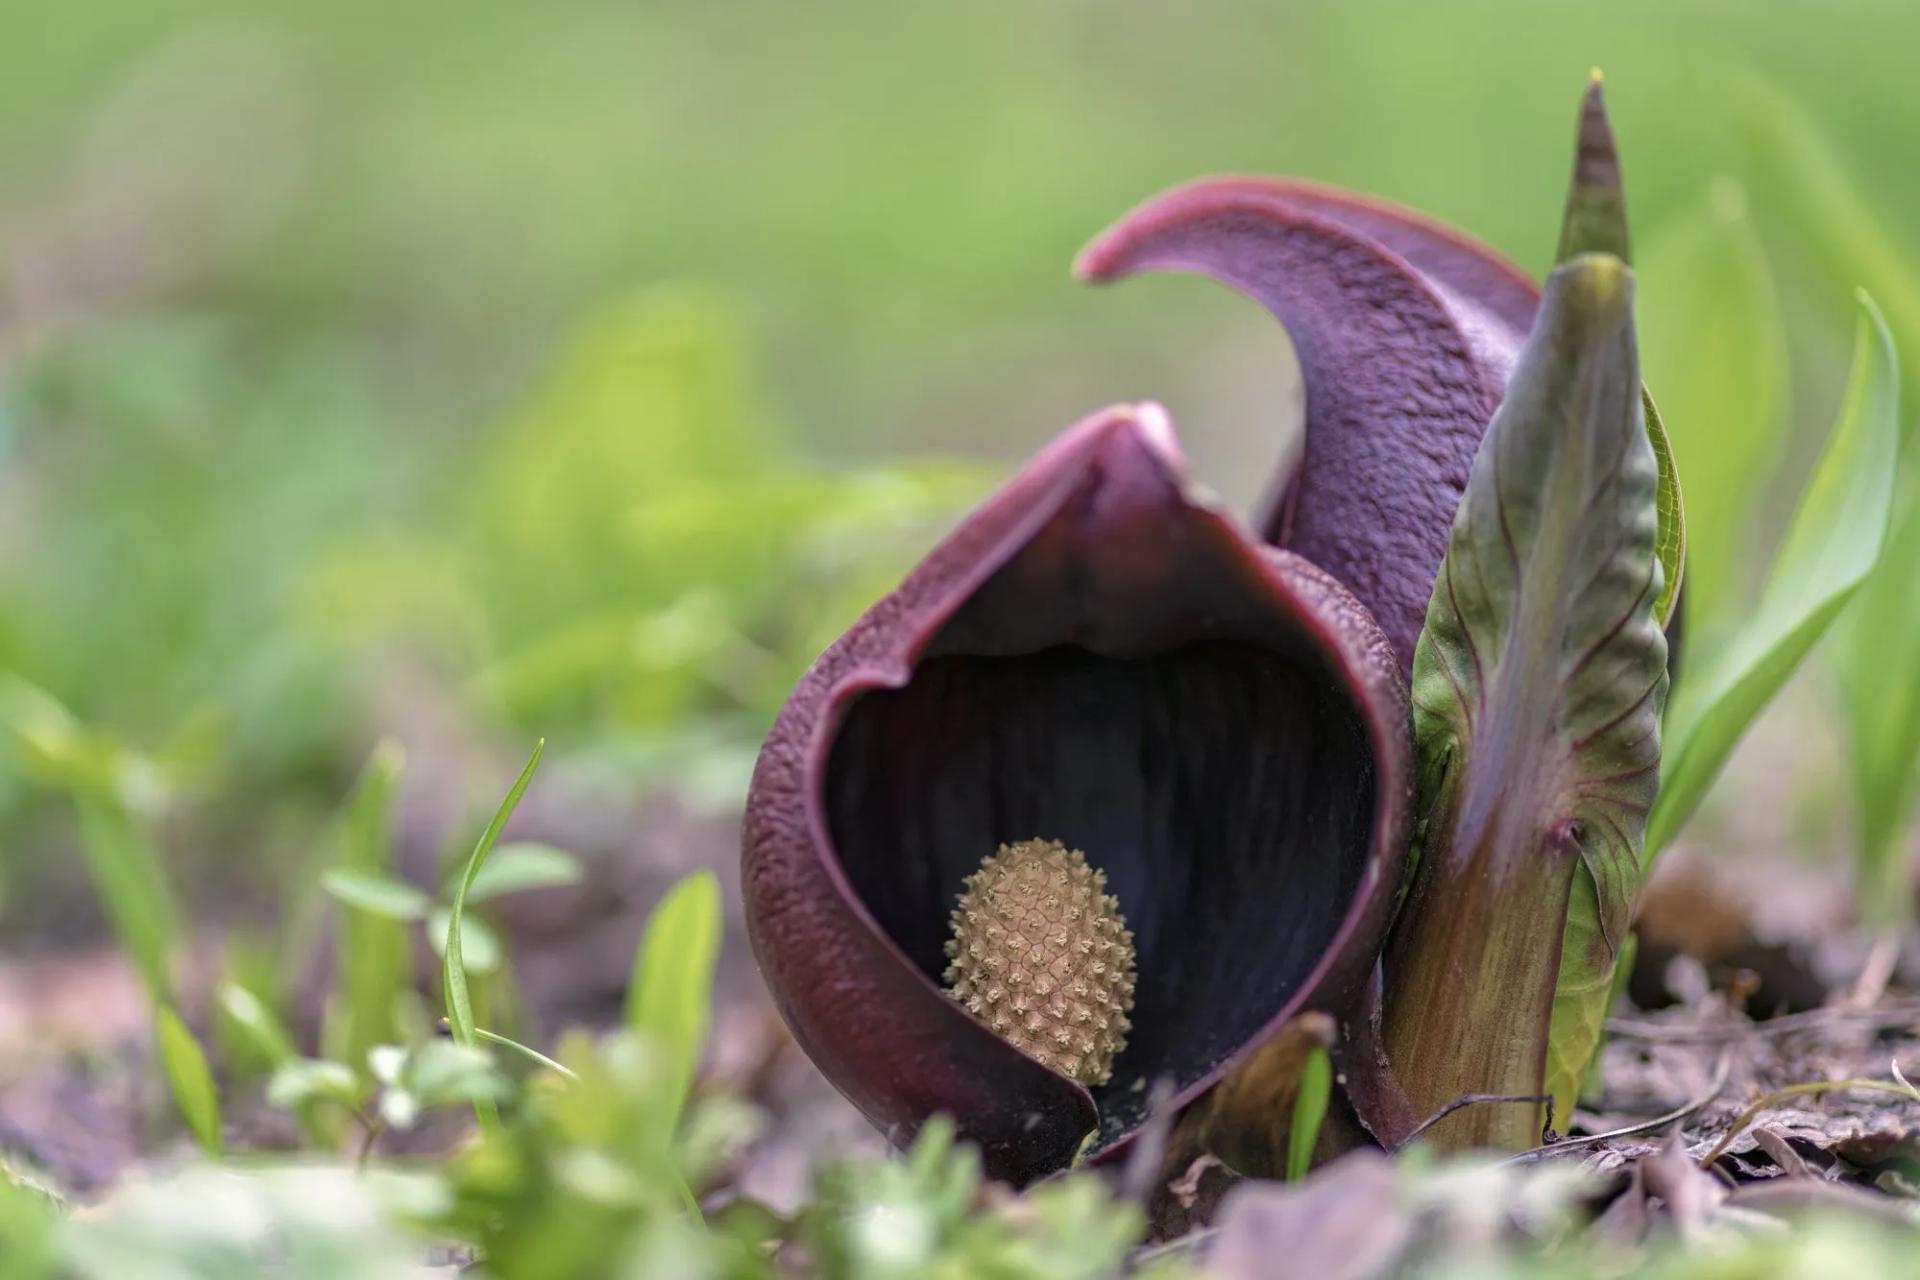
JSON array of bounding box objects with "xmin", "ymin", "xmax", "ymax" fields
[{"xmin": 1074, "ymin": 178, "xmax": 1539, "ymax": 674}]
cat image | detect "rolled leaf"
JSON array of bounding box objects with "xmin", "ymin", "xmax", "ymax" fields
[
  {"xmin": 1539, "ymin": 83, "xmax": 1676, "ymax": 1111},
  {"xmin": 1371, "ymin": 245, "xmax": 1666, "ymax": 1148},
  {"xmin": 1644, "ymin": 399, "xmax": 1684, "ymax": 630},
  {"xmin": 1557, "ymin": 78, "xmax": 1685, "ymax": 630}
]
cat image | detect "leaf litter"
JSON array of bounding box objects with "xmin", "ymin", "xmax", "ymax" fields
[{"xmin": 1174, "ymin": 833, "xmax": 1920, "ymax": 1277}]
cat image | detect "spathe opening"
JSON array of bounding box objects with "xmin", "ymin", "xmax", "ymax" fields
[{"xmin": 825, "ymin": 635, "xmax": 1377, "ymax": 1147}]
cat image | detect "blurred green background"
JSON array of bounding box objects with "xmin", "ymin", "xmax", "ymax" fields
[{"xmin": 0, "ymin": 0, "xmax": 1915, "ymax": 943}]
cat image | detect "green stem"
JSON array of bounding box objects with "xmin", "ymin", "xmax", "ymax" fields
[
  {"xmin": 473, "ymin": 1026, "xmax": 579, "ymax": 1081},
  {"xmin": 1378, "ymin": 772, "xmax": 1582, "ymax": 1148},
  {"xmin": 1700, "ymin": 1077, "xmax": 1920, "ymax": 1167}
]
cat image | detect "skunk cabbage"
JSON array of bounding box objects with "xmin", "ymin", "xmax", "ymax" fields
[{"xmin": 743, "ymin": 81, "xmax": 1677, "ymax": 1181}]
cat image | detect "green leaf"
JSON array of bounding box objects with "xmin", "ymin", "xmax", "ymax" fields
[
  {"xmin": 265, "ymin": 1058, "xmax": 364, "ymax": 1111},
  {"xmin": 1383, "ymin": 103, "xmax": 1667, "ymax": 1146},
  {"xmin": 1648, "ymin": 296, "xmax": 1901, "ymax": 855},
  {"xmin": 369, "ymin": 1042, "xmax": 507, "ymax": 1130},
  {"xmin": 1724, "ymin": 81, "xmax": 1920, "ymax": 920},
  {"xmin": 73, "ymin": 789, "xmax": 178, "ymax": 1004},
  {"xmin": 227, "ymin": 976, "xmax": 335, "ymax": 1146},
  {"xmin": 1643, "ymin": 395, "xmax": 1686, "ymax": 629},
  {"xmin": 1285, "ymin": 1046, "xmax": 1332, "ymax": 1181},
  {"xmin": 213, "ymin": 933, "xmax": 295, "ymax": 1084},
  {"xmin": 625, "ymin": 868, "xmax": 722, "ymax": 1129},
  {"xmin": 460, "ymin": 842, "xmax": 582, "ymax": 903},
  {"xmin": 398, "ymin": 1041, "xmax": 506, "ymax": 1111},
  {"xmin": 320, "ymin": 867, "xmax": 431, "ymax": 921},
  {"xmin": 442, "ymin": 740, "xmax": 544, "ymax": 1128},
  {"xmin": 0, "ymin": 674, "xmax": 183, "ymax": 806},
  {"xmin": 1733, "ymin": 75, "xmax": 1920, "ymax": 415},
  {"xmin": 326, "ymin": 742, "xmax": 409, "ymax": 1071},
  {"xmin": 0, "ymin": 680, "xmax": 183, "ymax": 1003},
  {"xmin": 154, "ymin": 1004, "xmax": 222, "ymax": 1156},
  {"xmin": 427, "ymin": 906, "xmax": 503, "ymax": 975},
  {"xmin": 1543, "ymin": 870, "xmax": 1615, "ymax": 1127},
  {"xmin": 217, "ymin": 983, "xmax": 297, "ymax": 1067},
  {"xmin": 1638, "ymin": 181, "xmax": 1787, "ymax": 642},
  {"xmin": 1833, "ymin": 476, "xmax": 1920, "ymax": 917},
  {"xmin": 0, "ymin": 1166, "xmax": 58, "ymax": 1280}
]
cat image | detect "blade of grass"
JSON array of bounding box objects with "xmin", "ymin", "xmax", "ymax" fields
[
  {"xmin": 1285, "ymin": 1046, "xmax": 1332, "ymax": 1181},
  {"xmin": 427, "ymin": 908, "xmax": 502, "ymax": 974},
  {"xmin": 442, "ymin": 740, "xmax": 545, "ymax": 1130},
  {"xmin": 0, "ymin": 677, "xmax": 180, "ymax": 1004},
  {"xmin": 222, "ymin": 979, "xmax": 333, "ymax": 1146},
  {"xmin": 329, "ymin": 743, "xmax": 408, "ymax": 1071},
  {"xmin": 1637, "ymin": 179, "xmax": 1787, "ymax": 647},
  {"xmin": 471, "ymin": 1026, "xmax": 579, "ymax": 1081},
  {"xmin": 1649, "ymin": 294, "xmax": 1901, "ymax": 854},
  {"xmin": 217, "ymin": 983, "xmax": 297, "ymax": 1066},
  {"xmin": 1835, "ymin": 481, "xmax": 1920, "ymax": 918},
  {"xmin": 625, "ymin": 869, "xmax": 722, "ymax": 1132},
  {"xmin": 73, "ymin": 790, "xmax": 178, "ymax": 1005},
  {"xmin": 1733, "ymin": 74, "xmax": 1920, "ymax": 413},
  {"xmin": 154, "ymin": 1004, "xmax": 222, "ymax": 1157},
  {"xmin": 213, "ymin": 932, "xmax": 293, "ymax": 1085}
]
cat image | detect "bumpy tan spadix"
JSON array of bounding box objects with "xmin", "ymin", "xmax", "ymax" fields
[{"xmin": 942, "ymin": 839, "xmax": 1136, "ymax": 1085}]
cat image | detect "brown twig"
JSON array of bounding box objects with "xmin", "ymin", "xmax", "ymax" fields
[
  {"xmin": 1393, "ymin": 1092, "xmax": 1554, "ymax": 1153},
  {"xmin": 1698, "ymin": 1075, "xmax": 1920, "ymax": 1168},
  {"xmin": 1847, "ymin": 929, "xmax": 1903, "ymax": 1008},
  {"xmin": 1503, "ymin": 1048, "xmax": 1735, "ymax": 1166},
  {"xmin": 1605, "ymin": 1001, "xmax": 1920, "ymax": 1044}
]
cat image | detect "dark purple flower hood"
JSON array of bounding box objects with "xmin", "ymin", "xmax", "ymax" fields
[{"xmin": 743, "ymin": 178, "xmax": 1548, "ymax": 1183}]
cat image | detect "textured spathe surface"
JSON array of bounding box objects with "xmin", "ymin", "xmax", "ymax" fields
[{"xmin": 742, "ymin": 405, "xmax": 1413, "ymax": 1183}]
